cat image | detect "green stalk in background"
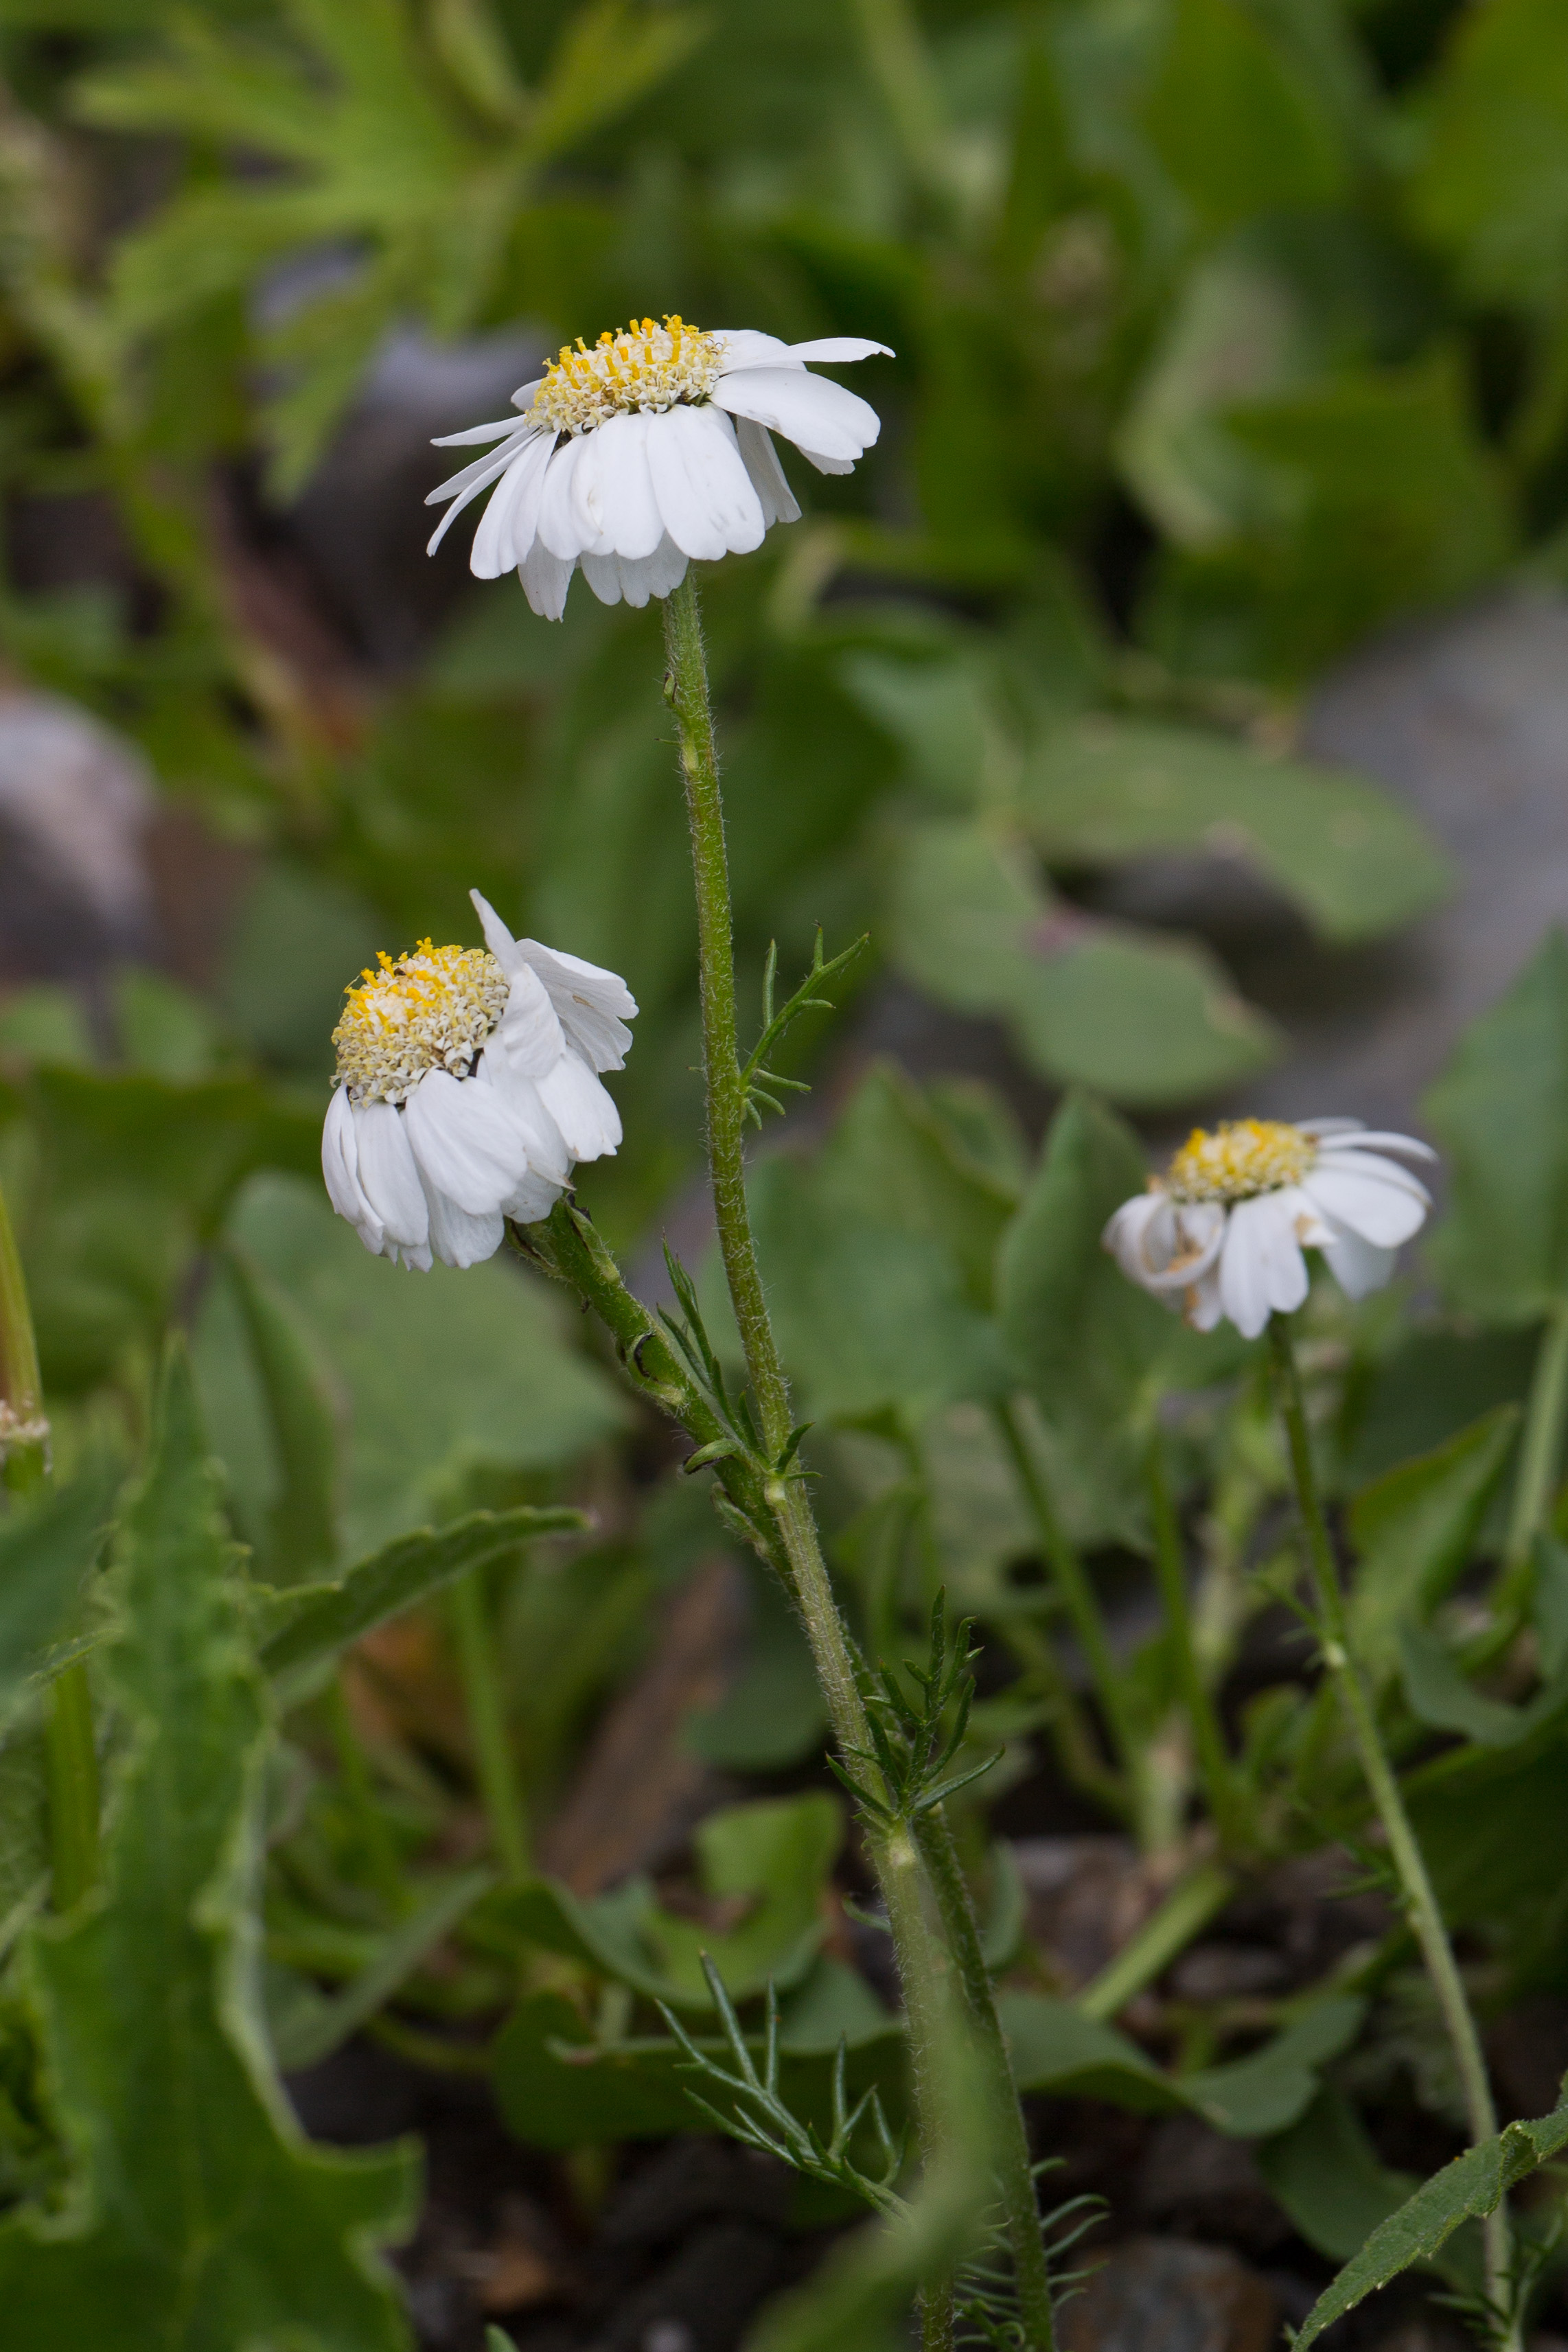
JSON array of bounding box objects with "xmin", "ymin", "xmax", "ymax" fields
[
  {"xmin": 0, "ymin": 1174, "xmax": 99, "ymax": 1910},
  {"xmin": 660, "ymin": 572, "xmax": 1052, "ymax": 2352},
  {"xmin": 1501, "ymin": 1298, "xmax": 1568, "ymax": 1599},
  {"xmin": 449, "ymin": 1568, "xmax": 529, "ymax": 1880},
  {"xmin": 1144, "ymin": 1428, "xmax": 1247, "ymax": 1850},
  {"xmin": 1267, "ymin": 1317, "xmax": 1519, "ymax": 2352}
]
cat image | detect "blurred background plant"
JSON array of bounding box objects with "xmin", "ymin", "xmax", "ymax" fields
[{"xmin": 3, "ymin": 0, "xmax": 1568, "ymax": 2347}]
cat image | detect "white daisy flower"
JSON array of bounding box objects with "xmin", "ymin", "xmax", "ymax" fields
[
  {"xmin": 321, "ymin": 890, "xmax": 636, "ymax": 1271},
  {"xmin": 1103, "ymin": 1117, "xmax": 1435, "ymax": 1341},
  {"xmin": 424, "ymin": 314, "xmax": 890, "ymax": 619}
]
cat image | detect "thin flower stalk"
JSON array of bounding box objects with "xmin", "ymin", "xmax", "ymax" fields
[
  {"xmin": 1500, "ymin": 1298, "xmax": 1568, "ymax": 1599},
  {"xmin": 1267, "ymin": 1315, "xmax": 1518, "ymax": 2351},
  {"xmin": 1144, "ymin": 1429, "xmax": 1247, "ymax": 1849},
  {"xmin": 661, "ymin": 571, "xmax": 1052, "ymax": 2351}
]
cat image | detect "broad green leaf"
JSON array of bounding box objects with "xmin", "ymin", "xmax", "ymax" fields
[
  {"xmin": 999, "ymin": 1991, "xmax": 1361, "ymax": 2137},
  {"xmin": 1181, "ymin": 1996, "xmax": 1365, "ymax": 2137},
  {"xmin": 838, "ymin": 654, "xmax": 995, "ymax": 805},
  {"xmin": 1407, "ymin": 0, "xmax": 1568, "ymax": 313},
  {"xmin": 1142, "ymin": 0, "xmax": 1348, "ymax": 230},
  {"xmin": 256, "ymin": 1505, "xmax": 585, "ymax": 1696},
  {"xmin": 1021, "ymin": 717, "xmax": 1451, "ymax": 944},
  {"xmin": 998, "ymin": 1096, "xmax": 1247, "ymax": 1523},
  {"xmin": 0, "ymin": 1350, "xmax": 417, "ymax": 2344},
  {"xmin": 884, "ymin": 819, "xmax": 1276, "ymax": 1106},
  {"xmin": 1397, "ymin": 1622, "xmax": 1568, "ymax": 1750},
  {"xmin": 1291, "ymin": 2093, "xmax": 1568, "ymax": 2352},
  {"xmin": 748, "ymin": 1145, "xmax": 1007, "ymax": 1425},
  {"xmin": 1259, "ymin": 2089, "xmax": 1417, "ymax": 2262},
  {"xmin": 196, "ymin": 1174, "xmax": 623, "ymax": 1558},
  {"xmin": 490, "ymin": 1794, "xmax": 841, "ymax": 2010},
  {"xmin": 1425, "ymin": 932, "xmax": 1568, "ymax": 1324},
  {"xmin": 689, "ymin": 1561, "xmax": 827, "ymax": 1771},
  {"xmin": 267, "ymin": 1866, "xmax": 493, "ymax": 2070},
  {"xmin": 0, "ymin": 1463, "xmax": 121, "ymax": 1729},
  {"xmin": 492, "ymin": 1984, "xmax": 905, "ymax": 2153},
  {"xmin": 1347, "ymin": 1407, "xmax": 1520, "ymax": 1676}
]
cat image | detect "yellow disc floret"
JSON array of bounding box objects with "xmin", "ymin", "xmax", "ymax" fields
[
  {"xmin": 332, "ymin": 941, "xmax": 509, "ymax": 1105},
  {"xmin": 1166, "ymin": 1118, "xmax": 1317, "ymax": 1204},
  {"xmin": 530, "ymin": 315, "xmax": 726, "ymax": 437}
]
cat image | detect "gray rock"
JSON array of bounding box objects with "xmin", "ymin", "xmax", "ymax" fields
[
  {"xmin": 0, "ymin": 688, "xmax": 154, "ymax": 980},
  {"xmin": 1059, "ymin": 2237, "xmax": 1278, "ymax": 2352}
]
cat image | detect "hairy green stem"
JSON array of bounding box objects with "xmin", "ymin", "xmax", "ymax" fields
[
  {"xmin": 450, "ymin": 1568, "xmax": 528, "ymax": 1879},
  {"xmin": 1144, "ymin": 1429, "xmax": 1245, "ymax": 1848},
  {"xmin": 662, "ymin": 573, "xmax": 1048, "ymax": 2347},
  {"xmin": 1502, "ymin": 1300, "xmax": 1568, "ymax": 1591},
  {"xmin": 918, "ymin": 1811, "xmax": 1056, "ymax": 2350},
  {"xmin": 0, "ymin": 1175, "xmax": 99, "ymax": 1909},
  {"xmin": 1268, "ymin": 1317, "xmax": 1515, "ymax": 2344}
]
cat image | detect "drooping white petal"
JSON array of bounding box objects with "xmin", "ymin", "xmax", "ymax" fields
[
  {"xmin": 1319, "ymin": 1225, "xmax": 1397, "ymax": 1300},
  {"xmin": 470, "ymin": 430, "xmax": 557, "ymax": 577},
  {"xmin": 579, "ymin": 551, "xmax": 627, "ymax": 606},
  {"xmin": 537, "ymin": 435, "xmax": 594, "ymax": 560},
  {"xmin": 733, "ymin": 417, "xmax": 800, "ymax": 529},
  {"xmin": 419, "ymin": 1169, "xmax": 505, "ymax": 1270},
  {"xmin": 644, "ymin": 404, "xmax": 765, "ymax": 560},
  {"xmin": 427, "ymin": 435, "xmax": 527, "ymax": 503},
  {"xmin": 475, "ymin": 1044, "xmax": 570, "ymax": 1184},
  {"xmin": 354, "ymin": 1099, "xmax": 430, "ymax": 1249},
  {"xmin": 711, "ymin": 366, "xmax": 880, "ymax": 461},
  {"xmin": 1103, "ymin": 1191, "xmax": 1167, "ymax": 1282},
  {"xmin": 495, "ymin": 963, "xmax": 566, "ymax": 1079},
  {"xmin": 1302, "ymin": 1163, "xmax": 1429, "ymax": 1248},
  {"xmin": 783, "ymin": 338, "xmax": 894, "ymax": 363},
  {"xmin": 402, "ymin": 1068, "xmax": 528, "ymax": 1217},
  {"xmin": 535, "ymin": 1051, "xmax": 623, "ymax": 1162},
  {"xmin": 513, "ymin": 937, "xmax": 638, "ymax": 1070},
  {"xmin": 384, "ymin": 1236, "xmax": 435, "ymax": 1273},
  {"xmin": 501, "ymin": 1165, "xmax": 566, "ymax": 1223},
  {"xmin": 430, "ymin": 417, "xmax": 531, "ymax": 450},
  {"xmin": 1186, "ymin": 1264, "xmax": 1225, "ymax": 1330},
  {"xmin": 800, "ymin": 448, "xmax": 857, "ymax": 476},
  {"xmin": 426, "ymin": 431, "xmax": 538, "ymax": 559},
  {"xmin": 573, "ymin": 411, "xmax": 663, "ymax": 560},
  {"xmin": 322, "ymin": 1087, "xmax": 382, "ymax": 1251},
  {"xmin": 519, "ymin": 538, "xmax": 575, "ymax": 621},
  {"xmin": 1219, "ymin": 1193, "xmax": 1308, "ymax": 1338}
]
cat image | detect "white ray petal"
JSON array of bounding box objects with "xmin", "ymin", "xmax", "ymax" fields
[
  {"xmin": 1302, "ymin": 1164, "xmax": 1428, "ymax": 1247},
  {"xmin": 536, "ymin": 1052, "xmax": 622, "ymax": 1162},
  {"xmin": 402, "ymin": 1069, "xmax": 528, "ymax": 1217},
  {"xmin": 431, "ymin": 417, "xmax": 529, "ymax": 448},
  {"xmin": 509, "ymin": 377, "xmax": 544, "ymax": 411},
  {"xmin": 711, "ymin": 366, "xmax": 879, "ymax": 459},
  {"xmin": 537, "ymin": 435, "xmax": 593, "ymax": 560},
  {"xmin": 495, "ymin": 963, "xmax": 566, "ymax": 1079},
  {"xmin": 783, "ymin": 338, "xmax": 894, "ymax": 362},
  {"xmin": 518, "ymin": 538, "xmax": 575, "ymax": 621},
  {"xmin": 354, "ymin": 1099, "xmax": 430, "ymax": 1249},
  {"xmin": 421, "ymin": 1172, "xmax": 504, "ymax": 1269},
  {"xmin": 470, "ymin": 430, "xmax": 556, "ymax": 577},
  {"xmin": 1319, "ymin": 1225, "xmax": 1397, "ymax": 1300},
  {"xmin": 733, "ymin": 417, "xmax": 800, "ymax": 528},
  {"xmin": 1219, "ymin": 1193, "xmax": 1308, "ymax": 1337},
  {"xmin": 322, "ymin": 1087, "xmax": 380, "ymax": 1250}
]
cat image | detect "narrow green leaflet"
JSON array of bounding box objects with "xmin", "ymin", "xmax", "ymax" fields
[
  {"xmin": 1020, "ymin": 717, "xmax": 1451, "ymax": 943},
  {"xmin": 1291, "ymin": 2095, "xmax": 1568, "ymax": 2352},
  {"xmin": 1425, "ymin": 932, "xmax": 1568, "ymax": 1324},
  {"xmin": 222, "ymin": 1241, "xmax": 341, "ymax": 1584},
  {"xmin": 0, "ymin": 1462, "xmax": 121, "ymax": 1729},
  {"xmin": 256, "ymin": 1504, "xmax": 586, "ymax": 1694},
  {"xmin": 268, "ymin": 1867, "xmax": 494, "ymax": 2071},
  {"xmin": 1347, "ymin": 1406, "xmax": 1520, "ymax": 1676},
  {"xmin": 0, "ymin": 1350, "xmax": 418, "ymax": 2347}
]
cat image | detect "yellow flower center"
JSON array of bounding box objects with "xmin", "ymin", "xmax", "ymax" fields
[
  {"xmin": 332, "ymin": 941, "xmax": 509, "ymax": 1105},
  {"xmin": 529, "ymin": 315, "xmax": 726, "ymax": 436},
  {"xmin": 1166, "ymin": 1118, "xmax": 1317, "ymax": 1204}
]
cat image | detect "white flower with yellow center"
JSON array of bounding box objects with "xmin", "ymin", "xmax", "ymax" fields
[
  {"xmin": 321, "ymin": 891, "xmax": 636, "ymax": 1270},
  {"xmin": 424, "ymin": 314, "xmax": 890, "ymax": 619},
  {"xmin": 1103, "ymin": 1117, "xmax": 1435, "ymax": 1340}
]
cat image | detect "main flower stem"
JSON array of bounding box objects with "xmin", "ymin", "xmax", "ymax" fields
[
  {"xmin": 0, "ymin": 1176, "xmax": 98, "ymax": 1909},
  {"xmin": 662, "ymin": 573, "xmax": 1049, "ymax": 2349},
  {"xmin": 1267, "ymin": 1316, "xmax": 1515, "ymax": 2343}
]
